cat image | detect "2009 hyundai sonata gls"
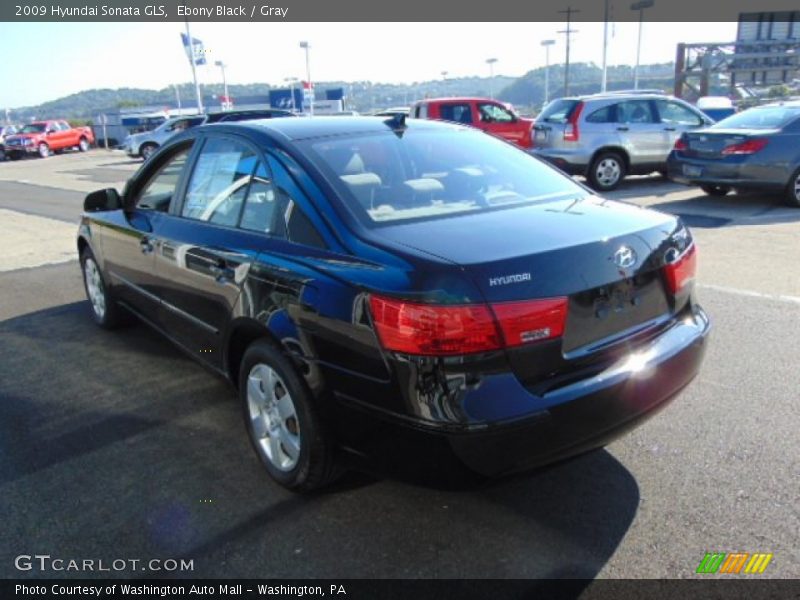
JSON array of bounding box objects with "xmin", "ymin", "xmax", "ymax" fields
[{"xmin": 78, "ymin": 116, "xmax": 710, "ymax": 491}]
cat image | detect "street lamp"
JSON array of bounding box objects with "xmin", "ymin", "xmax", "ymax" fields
[
  {"xmin": 631, "ymin": 0, "xmax": 655, "ymax": 90},
  {"xmin": 284, "ymin": 77, "xmax": 299, "ymax": 112},
  {"xmin": 214, "ymin": 61, "xmax": 229, "ymax": 109},
  {"xmin": 486, "ymin": 58, "xmax": 498, "ymax": 99},
  {"xmin": 299, "ymin": 41, "xmax": 313, "ymax": 115},
  {"xmin": 541, "ymin": 40, "xmax": 556, "ymax": 105}
]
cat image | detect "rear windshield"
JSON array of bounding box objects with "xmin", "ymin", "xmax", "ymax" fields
[
  {"xmin": 713, "ymin": 106, "xmax": 800, "ymax": 130},
  {"xmin": 305, "ymin": 128, "xmax": 586, "ymax": 226},
  {"xmin": 537, "ymin": 99, "xmax": 580, "ymax": 123}
]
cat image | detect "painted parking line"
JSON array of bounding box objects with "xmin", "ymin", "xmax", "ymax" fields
[
  {"xmin": 698, "ymin": 283, "xmax": 800, "ymax": 306},
  {"xmin": 0, "ymin": 208, "xmax": 77, "ymax": 271}
]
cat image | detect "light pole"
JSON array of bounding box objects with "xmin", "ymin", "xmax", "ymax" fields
[
  {"xmin": 631, "ymin": 0, "xmax": 655, "ymax": 90},
  {"xmin": 486, "ymin": 58, "xmax": 498, "ymax": 99},
  {"xmin": 541, "ymin": 39, "xmax": 556, "ymax": 105},
  {"xmin": 299, "ymin": 41, "xmax": 313, "ymax": 115},
  {"xmin": 601, "ymin": 0, "xmax": 610, "ymax": 92},
  {"xmin": 284, "ymin": 77, "xmax": 299, "ymax": 112},
  {"xmin": 214, "ymin": 61, "xmax": 229, "ymax": 109}
]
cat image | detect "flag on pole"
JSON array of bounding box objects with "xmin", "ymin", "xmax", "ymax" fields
[{"xmin": 181, "ymin": 32, "xmax": 207, "ymax": 66}]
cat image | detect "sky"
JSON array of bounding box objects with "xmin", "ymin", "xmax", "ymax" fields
[{"xmin": 0, "ymin": 21, "xmax": 737, "ymax": 107}]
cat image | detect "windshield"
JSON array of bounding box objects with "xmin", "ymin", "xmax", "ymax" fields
[
  {"xmin": 19, "ymin": 124, "xmax": 47, "ymax": 134},
  {"xmin": 306, "ymin": 128, "xmax": 587, "ymax": 226},
  {"xmin": 537, "ymin": 99, "xmax": 580, "ymax": 124},
  {"xmin": 712, "ymin": 106, "xmax": 800, "ymax": 130}
]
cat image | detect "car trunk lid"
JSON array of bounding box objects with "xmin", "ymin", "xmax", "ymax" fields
[
  {"xmin": 376, "ymin": 196, "xmax": 685, "ymax": 383},
  {"xmin": 682, "ymin": 128, "xmax": 777, "ymax": 159}
]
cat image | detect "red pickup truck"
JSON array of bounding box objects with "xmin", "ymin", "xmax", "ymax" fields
[
  {"xmin": 4, "ymin": 120, "xmax": 94, "ymax": 159},
  {"xmin": 411, "ymin": 97, "xmax": 535, "ymax": 149}
]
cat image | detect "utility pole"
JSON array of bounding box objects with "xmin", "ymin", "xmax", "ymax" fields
[
  {"xmin": 601, "ymin": 0, "xmax": 610, "ymax": 92},
  {"xmin": 558, "ymin": 6, "xmax": 579, "ymax": 97},
  {"xmin": 541, "ymin": 40, "xmax": 556, "ymax": 105},
  {"xmin": 631, "ymin": 1, "xmax": 655, "ymax": 90},
  {"xmin": 299, "ymin": 41, "xmax": 313, "ymax": 115},
  {"xmin": 173, "ymin": 84, "xmax": 182, "ymax": 112},
  {"xmin": 486, "ymin": 58, "xmax": 498, "ymax": 99}
]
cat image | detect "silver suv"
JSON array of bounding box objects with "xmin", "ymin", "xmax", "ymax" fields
[{"xmin": 531, "ymin": 91, "xmax": 713, "ymax": 191}]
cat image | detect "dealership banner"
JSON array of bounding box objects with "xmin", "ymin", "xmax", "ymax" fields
[
  {"xmin": 3, "ymin": 579, "xmax": 800, "ymax": 599},
  {"xmin": 4, "ymin": 0, "xmax": 800, "ymax": 21}
]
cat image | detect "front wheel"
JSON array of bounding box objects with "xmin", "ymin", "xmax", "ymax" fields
[
  {"xmin": 80, "ymin": 248, "xmax": 124, "ymax": 329},
  {"xmin": 587, "ymin": 152, "xmax": 626, "ymax": 191},
  {"xmin": 240, "ymin": 340, "xmax": 341, "ymax": 492},
  {"xmin": 140, "ymin": 144, "xmax": 157, "ymax": 161},
  {"xmin": 700, "ymin": 185, "xmax": 731, "ymax": 197},
  {"xmin": 38, "ymin": 143, "xmax": 50, "ymax": 158},
  {"xmin": 785, "ymin": 169, "xmax": 800, "ymax": 208},
  {"xmin": 78, "ymin": 137, "xmax": 89, "ymax": 152}
]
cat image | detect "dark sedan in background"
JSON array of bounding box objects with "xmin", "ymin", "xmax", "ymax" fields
[
  {"xmin": 668, "ymin": 100, "xmax": 800, "ymax": 206},
  {"xmin": 77, "ymin": 117, "xmax": 710, "ymax": 491}
]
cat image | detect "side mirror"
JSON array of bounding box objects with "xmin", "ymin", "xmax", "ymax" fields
[{"xmin": 84, "ymin": 188, "xmax": 122, "ymax": 212}]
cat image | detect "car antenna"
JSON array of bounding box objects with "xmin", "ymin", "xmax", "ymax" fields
[{"xmin": 383, "ymin": 113, "xmax": 407, "ymax": 137}]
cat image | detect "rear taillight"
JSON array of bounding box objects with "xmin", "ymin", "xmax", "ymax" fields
[
  {"xmin": 563, "ymin": 102, "xmax": 584, "ymax": 142},
  {"xmin": 673, "ymin": 137, "xmax": 688, "ymax": 151},
  {"xmin": 369, "ymin": 295, "xmax": 568, "ymax": 356},
  {"xmin": 721, "ymin": 138, "xmax": 768, "ymax": 155},
  {"xmin": 491, "ymin": 298, "xmax": 568, "ymax": 347},
  {"xmin": 664, "ymin": 244, "xmax": 697, "ymax": 294}
]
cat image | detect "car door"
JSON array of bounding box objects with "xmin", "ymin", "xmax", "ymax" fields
[
  {"xmin": 614, "ymin": 100, "xmax": 664, "ymax": 167},
  {"xmin": 101, "ymin": 143, "xmax": 194, "ymax": 323},
  {"xmin": 152, "ymin": 134, "xmax": 276, "ymax": 365},
  {"xmin": 654, "ymin": 99, "xmax": 708, "ymax": 158},
  {"xmin": 476, "ymin": 101, "xmax": 523, "ymax": 145}
]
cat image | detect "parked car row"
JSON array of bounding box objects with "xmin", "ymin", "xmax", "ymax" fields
[{"xmin": 122, "ymin": 108, "xmax": 296, "ymax": 160}]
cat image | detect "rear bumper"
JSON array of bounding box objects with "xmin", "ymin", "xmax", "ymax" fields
[
  {"xmin": 335, "ymin": 305, "xmax": 711, "ymax": 477},
  {"xmin": 530, "ymin": 150, "xmax": 587, "ymax": 175},
  {"xmin": 667, "ymin": 153, "xmax": 786, "ymax": 190}
]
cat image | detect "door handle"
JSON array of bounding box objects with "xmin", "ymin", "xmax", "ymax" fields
[
  {"xmin": 664, "ymin": 127, "xmax": 676, "ymax": 131},
  {"xmin": 616, "ymin": 126, "xmax": 629, "ymax": 131},
  {"xmin": 139, "ymin": 237, "xmax": 154, "ymax": 254},
  {"xmin": 209, "ymin": 261, "xmax": 235, "ymax": 283}
]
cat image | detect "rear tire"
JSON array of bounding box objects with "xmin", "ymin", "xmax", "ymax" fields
[
  {"xmin": 785, "ymin": 169, "xmax": 800, "ymax": 208},
  {"xmin": 80, "ymin": 247, "xmax": 124, "ymax": 329},
  {"xmin": 587, "ymin": 152, "xmax": 626, "ymax": 191},
  {"xmin": 240, "ymin": 340, "xmax": 341, "ymax": 492},
  {"xmin": 700, "ymin": 185, "xmax": 731, "ymax": 197},
  {"xmin": 38, "ymin": 142, "xmax": 50, "ymax": 158}
]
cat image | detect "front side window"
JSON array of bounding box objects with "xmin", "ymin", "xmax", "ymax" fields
[
  {"xmin": 182, "ymin": 138, "xmax": 256, "ymax": 226},
  {"xmin": 136, "ymin": 147, "xmax": 192, "ymax": 212},
  {"xmin": 307, "ymin": 128, "xmax": 587, "ymax": 226},
  {"xmin": 656, "ymin": 100, "xmax": 703, "ymax": 126},
  {"xmin": 439, "ymin": 103, "xmax": 473, "ymax": 124},
  {"xmin": 616, "ymin": 101, "xmax": 656, "ymax": 124},
  {"xmin": 478, "ymin": 103, "xmax": 515, "ymax": 123}
]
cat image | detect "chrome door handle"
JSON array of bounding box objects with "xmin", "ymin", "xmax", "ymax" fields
[
  {"xmin": 139, "ymin": 237, "xmax": 154, "ymax": 254},
  {"xmin": 209, "ymin": 262, "xmax": 235, "ymax": 282},
  {"xmin": 664, "ymin": 127, "xmax": 676, "ymax": 131}
]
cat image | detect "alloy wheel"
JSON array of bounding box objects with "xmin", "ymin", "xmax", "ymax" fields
[
  {"xmin": 595, "ymin": 158, "xmax": 621, "ymax": 188},
  {"xmin": 83, "ymin": 257, "xmax": 106, "ymax": 320},
  {"xmin": 246, "ymin": 363, "xmax": 301, "ymax": 472}
]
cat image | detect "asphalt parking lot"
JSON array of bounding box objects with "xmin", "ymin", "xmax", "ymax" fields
[{"xmin": 0, "ymin": 150, "xmax": 798, "ymax": 580}]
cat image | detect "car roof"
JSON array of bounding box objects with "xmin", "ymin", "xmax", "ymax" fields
[
  {"xmin": 414, "ymin": 97, "xmax": 499, "ymax": 104},
  {"xmin": 220, "ymin": 115, "xmax": 459, "ymax": 141},
  {"xmin": 756, "ymin": 99, "xmax": 800, "ymax": 109},
  {"xmin": 559, "ymin": 91, "xmax": 673, "ymax": 103}
]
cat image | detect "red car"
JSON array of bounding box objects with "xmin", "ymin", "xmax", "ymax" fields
[
  {"xmin": 411, "ymin": 97, "xmax": 535, "ymax": 148},
  {"xmin": 5, "ymin": 120, "xmax": 94, "ymax": 159}
]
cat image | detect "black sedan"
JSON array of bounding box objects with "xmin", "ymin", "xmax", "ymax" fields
[
  {"xmin": 668, "ymin": 100, "xmax": 800, "ymax": 206},
  {"xmin": 78, "ymin": 116, "xmax": 710, "ymax": 491}
]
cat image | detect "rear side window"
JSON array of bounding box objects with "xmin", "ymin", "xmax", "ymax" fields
[
  {"xmin": 585, "ymin": 105, "xmax": 614, "ymax": 123},
  {"xmin": 439, "ymin": 103, "xmax": 473, "ymax": 124},
  {"xmin": 616, "ymin": 100, "xmax": 656, "ymax": 124},
  {"xmin": 182, "ymin": 137, "xmax": 256, "ymax": 225},
  {"xmin": 538, "ymin": 99, "xmax": 580, "ymax": 123}
]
